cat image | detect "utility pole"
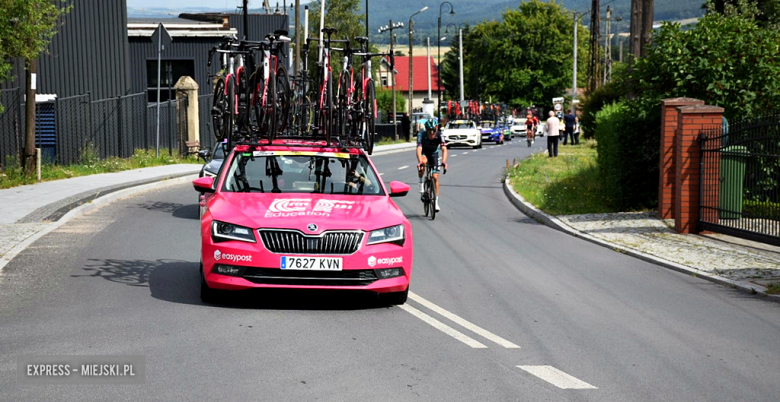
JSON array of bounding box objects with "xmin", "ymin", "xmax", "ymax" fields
[
  {"xmin": 588, "ymin": 0, "xmax": 601, "ymax": 93},
  {"xmin": 243, "ymin": 0, "xmax": 249, "ymax": 40},
  {"xmin": 629, "ymin": 0, "xmax": 641, "ymax": 65},
  {"xmin": 458, "ymin": 28, "xmax": 464, "ymax": 102},
  {"xmin": 24, "ymin": 57, "xmax": 37, "ymax": 173},
  {"xmin": 408, "ymin": 7, "xmax": 428, "ymax": 139},
  {"xmin": 379, "ymin": 21, "xmax": 404, "ymax": 140},
  {"xmin": 295, "ymin": 0, "xmax": 300, "ymax": 73},
  {"xmin": 572, "ymin": 12, "xmax": 578, "ymax": 114},
  {"xmin": 426, "ymin": 37, "xmax": 432, "ymax": 101},
  {"xmin": 641, "ymin": 0, "xmax": 654, "ymax": 55},
  {"xmin": 604, "ymin": 6, "xmax": 611, "ymax": 85},
  {"xmin": 619, "ymin": 37, "xmax": 623, "ymax": 63}
]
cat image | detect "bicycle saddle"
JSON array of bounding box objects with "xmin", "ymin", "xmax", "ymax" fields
[
  {"xmin": 321, "ymin": 27, "xmax": 338, "ymax": 35},
  {"xmin": 274, "ymin": 29, "xmax": 289, "ymax": 37},
  {"xmin": 355, "ymin": 36, "xmax": 369, "ymax": 43}
]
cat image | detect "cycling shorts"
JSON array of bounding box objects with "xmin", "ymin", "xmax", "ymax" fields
[{"xmin": 423, "ymin": 152, "xmax": 442, "ymax": 174}]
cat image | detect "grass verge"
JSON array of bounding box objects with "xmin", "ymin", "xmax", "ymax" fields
[
  {"xmin": 376, "ymin": 137, "xmax": 414, "ymax": 146},
  {"xmin": 1, "ymin": 149, "xmax": 198, "ymax": 190},
  {"xmin": 506, "ymin": 140, "xmax": 618, "ymax": 216},
  {"xmin": 766, "ymin": 283, "xmax": 780, "ymax": 295}
]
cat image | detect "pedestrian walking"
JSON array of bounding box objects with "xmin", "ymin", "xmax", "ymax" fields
[
  {"xmin": 546, "ymin": 111, "xmax": 560, "ymax": 157},
  {"xmin": 563, "ymin": 111, "xmax": 577, "ymax": 145}
]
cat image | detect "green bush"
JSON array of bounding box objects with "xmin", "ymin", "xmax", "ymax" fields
[
  {"xmin": 580, "ymin": 63, "xmax": 629, "ymax": 139},
  {"xmin": 375, "ymin": 86, "xmax": 406, "ymax": 121},
  {"xmin": 595, "ymin": 101, "xmax": 661, "ymax": 210}
]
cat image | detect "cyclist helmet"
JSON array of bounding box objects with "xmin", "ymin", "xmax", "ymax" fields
[{"xmin": 424, "ymin": 120, "xmax": 437, "ymax": 132}]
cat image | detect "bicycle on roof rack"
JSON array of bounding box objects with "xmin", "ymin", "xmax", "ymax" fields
[
  {"xmin": 246, "ymin": 30, "xmax": 292, "ymax": 143},
  {"xmin": 307, "ymin": 27, "xmax": 349, "ymax": 146},
  {"xmin": 337, "ymin": 36, "xmax": 393, "ymax": 155}
]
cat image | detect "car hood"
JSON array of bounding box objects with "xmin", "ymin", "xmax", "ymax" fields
[
  {"xmin": 480, "ymin": 128, "xmax": 497, "ymax": 134},
  {"xmin": 443, "ymin": 129, "xmax": 478, "ymax": 135},
  {"xmin": 209, "ymin": 192, "xmax": 407, "ymax": 232}
]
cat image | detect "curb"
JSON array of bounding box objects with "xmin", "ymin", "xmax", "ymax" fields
[
  {"xmin": 372, "ymin": 142, "xmax": 417, "ymax": 156},
  {"xmin": 502, "ymin": 178, "xmax": 778, "ymax": 300},
  {"xmin": 0, "ymin": 174, "xmax": 197, "ymax": 273}
]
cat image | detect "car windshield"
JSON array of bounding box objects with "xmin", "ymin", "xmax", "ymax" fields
[
  {"xmin": 222, "ymin": 151, "xmax": 384, "ymax": 195},
  {"xmin": 482, "ymin": 122, "xmax": 495, "ymax": 128},
  {"xmin": 447, "ymin": 122, "xmax": 473, "ymax": 129}
]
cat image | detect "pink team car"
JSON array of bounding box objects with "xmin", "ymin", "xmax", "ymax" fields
[{"xmin": 192, "ymin": 140, "xmax": 413, "ymax": 305}]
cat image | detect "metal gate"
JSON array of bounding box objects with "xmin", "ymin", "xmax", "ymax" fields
[{"xmin": 699, "ymin": 114, "xmax": 780, "ymax": 245}]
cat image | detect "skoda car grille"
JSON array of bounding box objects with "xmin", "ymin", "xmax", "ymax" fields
[{"xmin": 258, "ymin": 230, "xmax": 364, "ymax": 255}]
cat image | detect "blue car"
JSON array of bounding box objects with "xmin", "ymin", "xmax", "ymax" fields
[{"xmin": 479, "ymin": 121, "xmax": 504, "ymax": 145}]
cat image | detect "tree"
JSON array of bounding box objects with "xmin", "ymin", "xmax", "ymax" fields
[
  {"xmin": 632, "ymin": 13, "xmax": 780, "ymax": 119},
  {"xmin": 704, "ymin": 0, "xmax": 780, "ymax": 29},
  {"xmin": 457, "ymin": 0, "xmax": 589, "ymax": 107},
  {"xmin": 0, "ymin": 0, "xmax": 70, "ymax": 173}
]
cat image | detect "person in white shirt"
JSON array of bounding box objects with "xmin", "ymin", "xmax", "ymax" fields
[{"xmin": 546, "ymin": 111, "xmax": 560, "ymax": 157}]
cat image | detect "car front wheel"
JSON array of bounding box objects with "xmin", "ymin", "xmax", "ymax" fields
[{"xmin": 380, "ymin": 287, "xmax": 409, "ymax": 305}]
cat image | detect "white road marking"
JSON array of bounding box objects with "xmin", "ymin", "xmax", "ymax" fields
[
  {"xmin": 516, "ymin": 366, "xmax": 598, "ymax": 390},
  {"xmin": 398, "ymin": 165, "xmax": 409, "ymax": 170},
  {"xmin": 379, "ymin": 173, "xmax": 385, "ymax": 176},
  {"xmin": 451, "ymin": 154, "xmax": 457, "ymax": 157},
  {"xmin": 409, "ymin": 292, "xmax": 520, "ymax": 349},
  {"xmin": 398, "ymin": 304, "xmax": 487, "ymax": 349},
  {"xmin": 462, "ymin": 152, "xmax": 468, "ymax": 155}
]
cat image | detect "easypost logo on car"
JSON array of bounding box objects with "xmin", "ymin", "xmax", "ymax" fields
[
  {"xmin": 367, "ymin": 255, "xmax": 403, "ymax": 267},
  {"xmin": 214, "ymin": 250, "xmax": 252, "ymax": 262}
]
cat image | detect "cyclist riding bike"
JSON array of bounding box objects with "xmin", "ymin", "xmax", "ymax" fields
[{"xmin": 416, "ymin": 120, "xmax": 448, "ymax": 212}]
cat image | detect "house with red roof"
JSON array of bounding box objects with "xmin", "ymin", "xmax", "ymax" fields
[{"xmin": 378, "ymin": 55, "xmax": 442, "ymax": 112}]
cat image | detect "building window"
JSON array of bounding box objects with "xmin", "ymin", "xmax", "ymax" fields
[
  {"xmin": 381, "ymin": 77, "xmax": 388, "ymax": 87},
  {"xmin": 146, "ymin": 59, "xmax": 195, "ymax": 102}
]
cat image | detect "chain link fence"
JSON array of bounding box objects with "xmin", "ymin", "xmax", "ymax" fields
[{"xmin": 1, "ymin": 90, "xmax": 189, "ymax": 168}]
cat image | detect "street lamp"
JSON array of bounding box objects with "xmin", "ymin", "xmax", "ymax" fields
[
  {"xmin": 437, "ymin": 2, "xmax": 454, "ymax": 108},
  {"xmin": 444, "ymin": 23, "xmax": 467, "ymax": 103},
  {"xmin": 408, "ymin": 6, "xmax": 429, "ymax": 139}
]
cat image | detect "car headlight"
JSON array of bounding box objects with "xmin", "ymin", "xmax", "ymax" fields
[
  {"xmin": 211, "ymin": 221, "xmax": 256, "ymax": 243},
  {"xmin": 367, "ymin": 224, "xmax": 405, "ymax": 246}
]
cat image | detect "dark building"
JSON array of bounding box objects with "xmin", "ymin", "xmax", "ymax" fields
[
  {"xmin": 127, "ymin": 14, "xmax": 289, "ymax": 101},
  {"xmin": 1, "ymin": 0, "xmax": 131, "ymax": 99}
]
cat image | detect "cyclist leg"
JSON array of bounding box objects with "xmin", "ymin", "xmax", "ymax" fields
[
  {"xmin": 418, "ymin": 154, "xmax": 428, "ymax": 193},
  {"xmin": 431, "ymin": 153, "xmax": 441, "ymax": 211}
]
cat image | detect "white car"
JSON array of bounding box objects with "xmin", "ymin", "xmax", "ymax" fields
[
  {"xmin": 443, "ymin": 120, "xmax": 482, "ymax": 149},
  {"xmin": 510, "ymin": 118, "xmax": 527, "ymax": 137}
]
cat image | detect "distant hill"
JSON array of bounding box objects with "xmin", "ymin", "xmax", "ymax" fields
[{"xmin": 128, "ymin": 0, "xmax": 707, "ymax": 44}]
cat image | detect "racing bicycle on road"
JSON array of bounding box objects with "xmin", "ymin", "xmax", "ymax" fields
[{"xmin": 419, "ymin": 160, "xmax": 446, "ymax": 220}]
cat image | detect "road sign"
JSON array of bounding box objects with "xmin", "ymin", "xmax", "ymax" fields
[
  {"xmin": 152, "ymin": 23, "xmax": 172, "ymax": 158},
  {"xmin": 552, "ymin": 97, "xmax": 564, "ymax": 104},
  {"xmin": 554, "ymin": 104, "xmax": 562, "ymax": 111}
]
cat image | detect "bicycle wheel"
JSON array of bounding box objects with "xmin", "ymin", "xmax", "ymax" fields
[
  {"xmin": 275, "ymin": 65, "xmax": 290, "ymax": 135},
  {"xmin": 211, "ymin": 77, "xmax": 227, "ymax": 142},
  {"xmin": 247, "ymin": 70, "xmax": 262, "ymax": 133},
  {"xmin": 266, "ymin": 66, "xmax": 278, "ymax": 141},
  {"xmin": 336, "ymin": 71, "xmax": 349, "ymax": 142},
  {"xmin": 236, "ymin": 68, "xmax": 250, "ymax": 134},
  {"xmin": 323, "ymin": 70, "xmax": 334, "ymax": 144},
  {"xmin": 423, "ymin": 178, "xmax": 430, "ymax": 217},
  {"xmin": 226, "ymin": 76, "xmax": 236, "ymax": 148},
  {"xmin": 364, "ymin": 79, "xmax": 376, "ymax": 155},
  {"xmin": 428, "ymin": 178, "xmax": 437, "ymax": 220}
]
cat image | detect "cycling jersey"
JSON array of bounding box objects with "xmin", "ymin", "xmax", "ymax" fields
[{"xmin": 417, "ymin": 131, "xmax": 447, "ymax": 156}]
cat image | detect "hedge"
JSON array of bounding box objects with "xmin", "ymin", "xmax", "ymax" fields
[{"xmin": 594, "ymin": 101, "xmax": 661, "ymax": 211}]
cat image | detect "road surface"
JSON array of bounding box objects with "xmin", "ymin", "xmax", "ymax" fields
[{"xmin": 1, "ymin": 139, "xmax": 779, "ymax": 401}]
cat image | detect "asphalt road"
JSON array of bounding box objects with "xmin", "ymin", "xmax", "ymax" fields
[{"xmin": 1, "ymin": 138, "xmax": 780, "ymax": 401}]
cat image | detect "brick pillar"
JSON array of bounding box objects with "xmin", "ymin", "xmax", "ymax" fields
[
  {"xmin": 659, "ymin": 98, "xmax": 704, "ymax": 219},
  {"xmin": 673, "ymin": 105, "xmax": 724, "ymax": 234}
]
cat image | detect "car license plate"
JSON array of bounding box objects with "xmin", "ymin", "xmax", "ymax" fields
[{"xmin": 281, "ymin": 256, "xmax": 343, "ymax": 271}]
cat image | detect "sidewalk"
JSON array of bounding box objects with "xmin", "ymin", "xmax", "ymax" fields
[
  {"xmin": 503, "ymin": 179, "xmax": 780, "ymax": 297},
  {"xmin": 0, "ymin": 164, "xmax": 202, "ymax": 270}
]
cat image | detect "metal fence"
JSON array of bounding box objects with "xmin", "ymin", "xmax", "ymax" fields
[
  {"xmin": 198, "ymin": 94, "xmax": 216, "ymax": 150},
  {"xmin": 1, "ymin": 89, "xmax": 187, "ymax": 168},
  {"xmin": 0, "ymin": 88, "xmax": 23, "ymax": 168},
  {"xmin": 699, "ymin": 114, "xmax": 780, "ymax": 246}
]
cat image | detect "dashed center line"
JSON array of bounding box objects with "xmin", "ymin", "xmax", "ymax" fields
[
  {"xmin": 398, "ymin": 165, "xmax": 409, "ymax": 170},
  {"xmin": 451, "ymin": 154, "xmax": 457, "ymax": 158},
  {"xmin": 398, "ymin": 304, "xmax": 487, "ymax": 348},
  {"xmin": 516, "ymin": 366, "xmax": 598, "ymax": 390},
  {"xmin": 462, "ymin": 152, "xmax": 468, "ymax": 155},
  {"xmin": 409, "ymin": 292, "xmax": 520, "ymax": 349}
]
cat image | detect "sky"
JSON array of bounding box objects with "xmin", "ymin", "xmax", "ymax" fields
[{"xmin": 127, "ymin": 0, "xmax": 312, "ymax": 9}]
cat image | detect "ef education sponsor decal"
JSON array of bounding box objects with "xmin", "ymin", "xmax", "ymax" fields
[
  {"xmin": 367, "ymin": 255, "xmax": 403, "ymax": 267},
  {"xmin": 214, "ymin": 250, "xmax": 252, "ymax": 262},
  {"xmin": 265, "ymin": 199, "xmax": 355, "ymax": 218}
]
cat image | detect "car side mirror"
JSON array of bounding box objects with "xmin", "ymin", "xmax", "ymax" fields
[
  {"xmin": 197, "ymin": 149, "xmax": 212, "ymax": 162},
  {"xmin": 193, "ymin": 176, "xmax": 215, "ymax": 193},
  {"xmin": 388, "ymin": 181, "xmax": 409, "ymax": 197}
]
